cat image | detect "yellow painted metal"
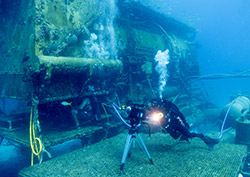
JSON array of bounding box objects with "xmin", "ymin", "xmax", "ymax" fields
[
  {"xmin": 38, "ymin": 55, "xmax": 122, "ymax": 75},
  {"xmin": 0, "ymin": 0, "xmax": 196, "ymax": 103},
  {"xmin": 34, "ymin": 0, "xmax": 104, "ymax": 56}
]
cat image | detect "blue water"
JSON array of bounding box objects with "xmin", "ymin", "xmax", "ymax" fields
[
  {"xmin": 1, "ymin": 0, "xmax": 250, "ymax": 176},
  {"xmin": 142, "ymin": 0, "xmax": 250, "ymax": 106}
]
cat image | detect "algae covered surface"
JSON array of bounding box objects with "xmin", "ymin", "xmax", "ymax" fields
[{"xmin": 20, "ymin": 131, "xmax": 246, "ymax": 177}]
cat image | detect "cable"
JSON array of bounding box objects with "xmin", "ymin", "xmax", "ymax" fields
[
  {"xmin": 172, "ymin": 69, "xmax": 250, "ymax": 103},
  {"xmin": 184, "ymin": 69, "xmax": 250, "ymax": 83},
  {"xmin": 29, "ymin": 106, "xmax": 42, "ymax": 166}
]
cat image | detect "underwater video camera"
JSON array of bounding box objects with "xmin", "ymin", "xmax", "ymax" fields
[
  {"xmin": 112, "ymin": 101, "xmax": 166, "ymax": 130},
  {"xmin": 113, "ymin": 103, "xmax": 156, "ymax": 170},
  {"xmin": 124, "ymin": 103, "xmax": 165, "ymax": 128},
  {"xmin": 112, "ymin": 101, "xmax": 168, "ymax": 169},
  {"xmin": 125, "ymin": 104, "xmax": 145, "ymax": 126}
]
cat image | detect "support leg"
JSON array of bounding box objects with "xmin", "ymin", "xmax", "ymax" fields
[
  {"xmin": 137, "ymin": 133, "xmax": 153, "ymax": 164},
  {"xmin": 128, "ymin": 136, "xmax": 136, "ymax": 158},
  {"xmin": 121, "ymin": 134, "xmax": 133, "ymax": 170}
]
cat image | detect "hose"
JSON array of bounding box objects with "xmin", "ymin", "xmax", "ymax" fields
[
  {"xmin": 29, "ymin": 106, "xmax": 42, "ymax": 166},
  {"xmin": 218, "ymin": 101, "xmax": 235, "ymax": 139},
  {"xmin": 112, "ymin": 103, "xmax": 131, "ymax": 128}
]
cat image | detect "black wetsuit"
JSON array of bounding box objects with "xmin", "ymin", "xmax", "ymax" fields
[{"xmin": 158, "ymin": 99, "xmax": 218, "ymax": 148}]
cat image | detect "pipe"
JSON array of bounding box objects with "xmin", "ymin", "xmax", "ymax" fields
[{"xmin": 38, "ymin": 55, "xmax": 123, "ymax": 74}]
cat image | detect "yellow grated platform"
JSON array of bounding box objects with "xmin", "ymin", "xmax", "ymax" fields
[{"xmin": 19, "ymin": 132, "xmax": 247, "ymax": 177}]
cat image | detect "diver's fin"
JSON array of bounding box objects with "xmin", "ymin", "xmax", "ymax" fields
[
  {"xmin": 202, "ymin": 136, "xmax": 219, "ymax": 151},
  {"xmin": 179, "ymin": 135, "xmax": 190, "ymax": 143}
]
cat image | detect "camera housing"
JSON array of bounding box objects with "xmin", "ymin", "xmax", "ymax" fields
[
  {"xmin": 126, "ymin": 103, "xmax": 166, "ymax": 127},
  {"xmin": 126, "ymin": 104, "xmax": 146, "ymax": 126}
]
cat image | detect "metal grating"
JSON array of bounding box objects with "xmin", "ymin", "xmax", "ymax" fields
[{"xmin": 19, "ymin": 132, "xmax": 247, "ymax": 177}]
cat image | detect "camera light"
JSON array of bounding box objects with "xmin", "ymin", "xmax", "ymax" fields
[{"xmin": 151, "ymin": 112, "xmax": 164, "ymax": 122}]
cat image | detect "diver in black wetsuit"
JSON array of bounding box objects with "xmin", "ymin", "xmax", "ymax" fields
[{"xmin": 152, "ymin": 99, "xmax": 219, "ymax": 150}]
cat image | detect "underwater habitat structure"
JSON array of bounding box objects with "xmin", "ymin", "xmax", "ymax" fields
[
  {"xmin": 0, "ymin": 0, "xmax": 198, "ymax": 103},
  {"xmin": 0, "ymin": 0, "xmax": 249, "ymax": 176}
]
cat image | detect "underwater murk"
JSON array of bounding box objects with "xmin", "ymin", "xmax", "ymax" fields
[{"xmin": 0, "ymin": 0, "xmax": 250, "ymax": 177}]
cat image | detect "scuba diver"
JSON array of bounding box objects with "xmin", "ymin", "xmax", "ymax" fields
[
  {"xmin": 149, "ymin": 98, "xmax": 219, "ymax": 150},
  {"xmin": 62, "ymin": 96, "xmax": 101, "ymax": 129}
]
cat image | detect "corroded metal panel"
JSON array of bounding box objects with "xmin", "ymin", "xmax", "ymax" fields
[
  {"xmin": 0, "ymin": 0, "xmax": 198, "ymax": 103},
  {"xmin": 34, "ymin": 0, "xmax": 104, "ymax": 57}
]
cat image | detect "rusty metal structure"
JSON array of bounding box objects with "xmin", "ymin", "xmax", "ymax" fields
[
  {"xmin": 1, "ymin": 2, "xmax": 249, "ymax": 176},
  {"xmin": 0, "ymin": 0, "xmax": 201, "ymax": 153},
  {"xmin": 1, "ymin": 2, "xmax": 233, "ymax": 175},
  {"xmin": 0, "ymin": 0, "xmax": 123, "ymax": 103},
  {"xmin": 0, "ymin": 0, "xmax": 198, "ymax": 104}
]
